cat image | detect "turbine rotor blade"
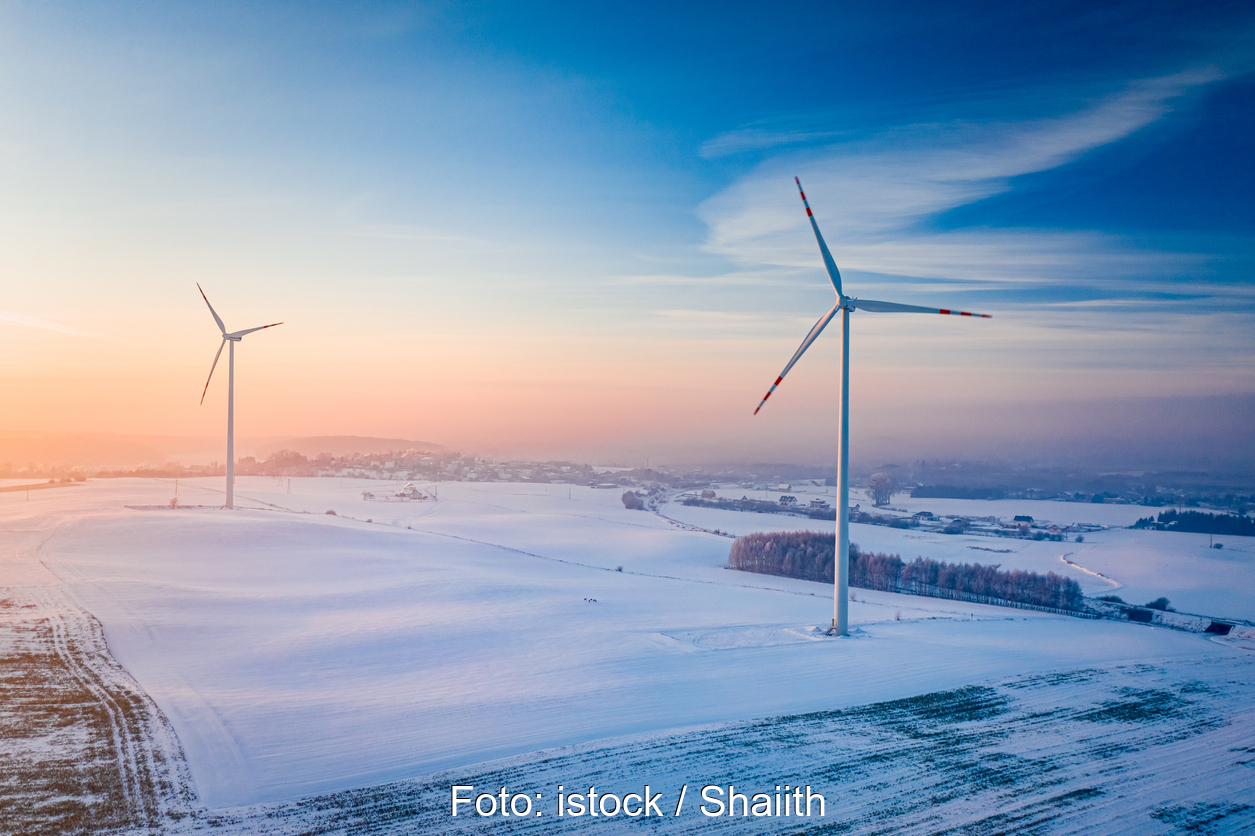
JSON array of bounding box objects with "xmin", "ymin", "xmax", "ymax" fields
[
  {"xmin": 196, "ymin": 283, "xmax": 228, "ymax": 335},
  {"xmin": 754, "ymin": 303, "xmax": 841, "ymax": 415},
  {"xmin": 200, "ymin": 338, "xmax": 226, "ymax": 405},
  {"xmin": 852, "ymin": 298, "xmax": 991, "ymax": 318},
  {"xmin": 229, "ymin": 322, "xmax": 284, "ymax": 339},
  {"xmin": 796, "ymin": 177, "xmax": 843, "ymax": 297}
]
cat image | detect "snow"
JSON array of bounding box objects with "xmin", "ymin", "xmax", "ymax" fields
[
  {"xmin": 694, "ymin": 484, "xmax": 1160, "ymax": 527},
  {"xmin": 662, "ymin": 492, "xmax": 1255, "ymax": 621},
  {"xmin": 174, "ymin": 654, "xmax": 1255, "ymax": 835},
  {"xmin": 2, "ymin": 477, "xmax": 1249, "ymax": 811}
]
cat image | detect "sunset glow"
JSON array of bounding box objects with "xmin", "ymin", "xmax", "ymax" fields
[{"xmin": 2, "ymin": 1, "xmax": 1252, "ymax": 469}]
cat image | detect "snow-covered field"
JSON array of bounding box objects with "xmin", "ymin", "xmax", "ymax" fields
[
  {"xmin": 663, "ymin": 489, "xmax": 1255, "ymax": 621},
  {"xmin": 162, "ymin": 656, "xmax": 1255, "ymax": 836},
  {"xmin": 2, "ymin": 477, "xmax": 1252, "ymax": 833}
]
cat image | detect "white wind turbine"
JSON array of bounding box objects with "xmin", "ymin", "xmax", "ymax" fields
[
  {"xmin": 754, "ymin": 178, "xmax": 991, "ymax": 636},
  {"xmin": 197, "ymin": 284, "xmax": 283, "ymax": 510}
]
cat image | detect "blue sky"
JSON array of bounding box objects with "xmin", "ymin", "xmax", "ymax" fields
[{"xmin": 1, "ymin": 1, "xmax": 1252, "ymax": 466}]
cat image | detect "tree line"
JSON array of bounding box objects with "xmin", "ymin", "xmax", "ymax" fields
[
  {"xmin": 728, "ymin": 531, "xmax": 1084, "ymax": 611},
  {"xmin": 1133, "ymin": 509, "xmax": 1255, "ymax": 537},
  {"xmin": 910, "ymin": 484, "xmax": 1006, "ymax": 500}
]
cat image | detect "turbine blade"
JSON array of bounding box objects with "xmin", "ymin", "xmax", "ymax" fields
[
  {"xmin": 754, "ymin": 304, "xmax": 841, "ymax": 415},
  {"xmin": 197, "ymin": 283, "xmax": 227, "ymax": 334},
  {"xmin": 852, "ymin": 298, "xmax": 992, "ymax": 318},
  {"xmin": 796, "ymin": 177, "xmax": 842, "ymax": 297},
  {"xmin": 229, "ymin": 322, "xmax": 283, "ymax": 338},
  {"xmin": 200, "ymin": 338, "xmax": 226, "ymax": 405}
]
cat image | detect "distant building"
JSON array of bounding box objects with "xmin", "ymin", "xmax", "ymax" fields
[
  {"xmin": 1013, "ymin": 515, "xmax": 1034, "ymax": 523},
  {"xmin": 779, "ymin": 495, "xmax": 798, "ymax": 506},
  {"xmin": 809, "ymin": 498, "xmax": 831, "ymax": 510},
  {"xmin": 701, "ymin": 490, "xmax": 717, "ymax": 500}
]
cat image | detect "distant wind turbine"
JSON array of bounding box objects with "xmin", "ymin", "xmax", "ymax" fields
[
  {"xmin": 754, "ymin": 178, "xmax": 991, "ymax": 637},
  {"xmin": 197, "ymin": 284, "xmax": 282, "ymax": 510}
]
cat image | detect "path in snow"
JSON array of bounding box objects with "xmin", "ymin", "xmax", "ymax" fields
[{"xmin": 0, "ymin": 572, "xmax": 193, "ymax": 833}]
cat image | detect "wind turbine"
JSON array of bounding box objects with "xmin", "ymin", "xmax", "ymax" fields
[
  {"xmin": 197, "ymin": 284, "xmax": 282, "ymax": 510},
  {"xmin": 754, "ymin": 178, "xmax": 990, "ymax": 637}
]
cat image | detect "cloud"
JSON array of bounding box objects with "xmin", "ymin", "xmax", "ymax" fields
[
  {"xmin": 0, "ymin": 311, "xmax": 88, "ymax": 337},
  {"xmin": 697, "ymin": 69, "xmax": 1227, "ymax": 293},
  {"xmin": 699, "ymin": 126, "xmax": 850, "ymax": 159}
]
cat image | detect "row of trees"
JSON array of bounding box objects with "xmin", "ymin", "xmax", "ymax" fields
[
  {"xmin": 728, "ymin": 531, "xmax": 1084, "ymax": 611},
  {"xmin": 911, "ymin": 485, "xmax": 1006, "ymax": 500},
  {"xmin": 1133, "ymin": 509, "xmax": 1255, "ymax": 536}
]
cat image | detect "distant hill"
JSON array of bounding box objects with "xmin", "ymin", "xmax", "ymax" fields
[{"xmin": 261, "ymin": 436, "xmax": 447, "ymax": 459}]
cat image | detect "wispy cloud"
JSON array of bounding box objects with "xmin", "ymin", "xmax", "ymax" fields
[
  {"xmin": 611, "ymin": 270, "xmax": 812, "ymax": 288},
  {"xmin": 0, "ymin": 311, "xmax": 88, "ymax": 337},
  {"xmin": 699, "ymin": 126, "xmax": 851, "ymax": 159},
  {"xmin": 653, "ymin": 308, "xmax": 784, "ymax": 325},
  {"xmin": 698, "ymin": 69, "xmax": 1226, "ymax": 295}
]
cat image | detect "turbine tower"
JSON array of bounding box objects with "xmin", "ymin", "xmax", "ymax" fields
[
  {"xmin": 754, "ymin": 178, "xmax": 991, "ymax": 637},
  {"xmin": 197, "ymin": 284, "xmax": 282, "ymax": 510}
]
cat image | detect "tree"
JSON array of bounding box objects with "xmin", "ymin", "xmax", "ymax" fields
[
  {"xmin": 1145, "ymin": 597, "xmax": 1173, "ymax": 611},
  {"xmin": 868, "ymin": 472, "xmax": 899, "ymax": 507},
  {"xmin": 728, "ymin": 531, "xmax": 1083, "ymax": 610},
  {"xmin": 621, "ymin": 491, "xmax": 645, "ymax": 510}
]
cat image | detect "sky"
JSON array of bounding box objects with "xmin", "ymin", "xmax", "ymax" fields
[{"xmin": 1, "ymin": 0, "xmax": 1253, "ymax": 469}]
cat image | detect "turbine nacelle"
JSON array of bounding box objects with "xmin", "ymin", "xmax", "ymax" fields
[
  {"xmin": 195, "ymin": 283, "xmax": 284, "ymax": 511},
  {"xmin": 754, "ymin": 178, "xmax": 993, "ymax": 637},
  {"xmin": 753, "ymin": 180, "xmax": 991, "ymax": 416},
  {"xmin": 197, "ymin": 283, "xmax": 282, "ymax": 404}
]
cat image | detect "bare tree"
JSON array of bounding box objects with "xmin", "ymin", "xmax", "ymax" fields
[{"xmin": 868, "ymin": 472, "xmax": 899, "ymax": 507}]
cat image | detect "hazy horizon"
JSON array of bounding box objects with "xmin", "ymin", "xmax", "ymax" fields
[{"xmin": 2, "ymin": 388, "xmax": 1252, "ymax": 477}]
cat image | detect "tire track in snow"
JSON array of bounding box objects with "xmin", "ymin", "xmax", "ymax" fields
[{"xmin": 1, "ymin": 521, "xmax": 196, "ymax": 833}]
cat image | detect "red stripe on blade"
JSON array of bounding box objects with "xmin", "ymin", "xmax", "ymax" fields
[{"xmin": 939, "ymin": 309, "xmax": 951, "ymax": 315}]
